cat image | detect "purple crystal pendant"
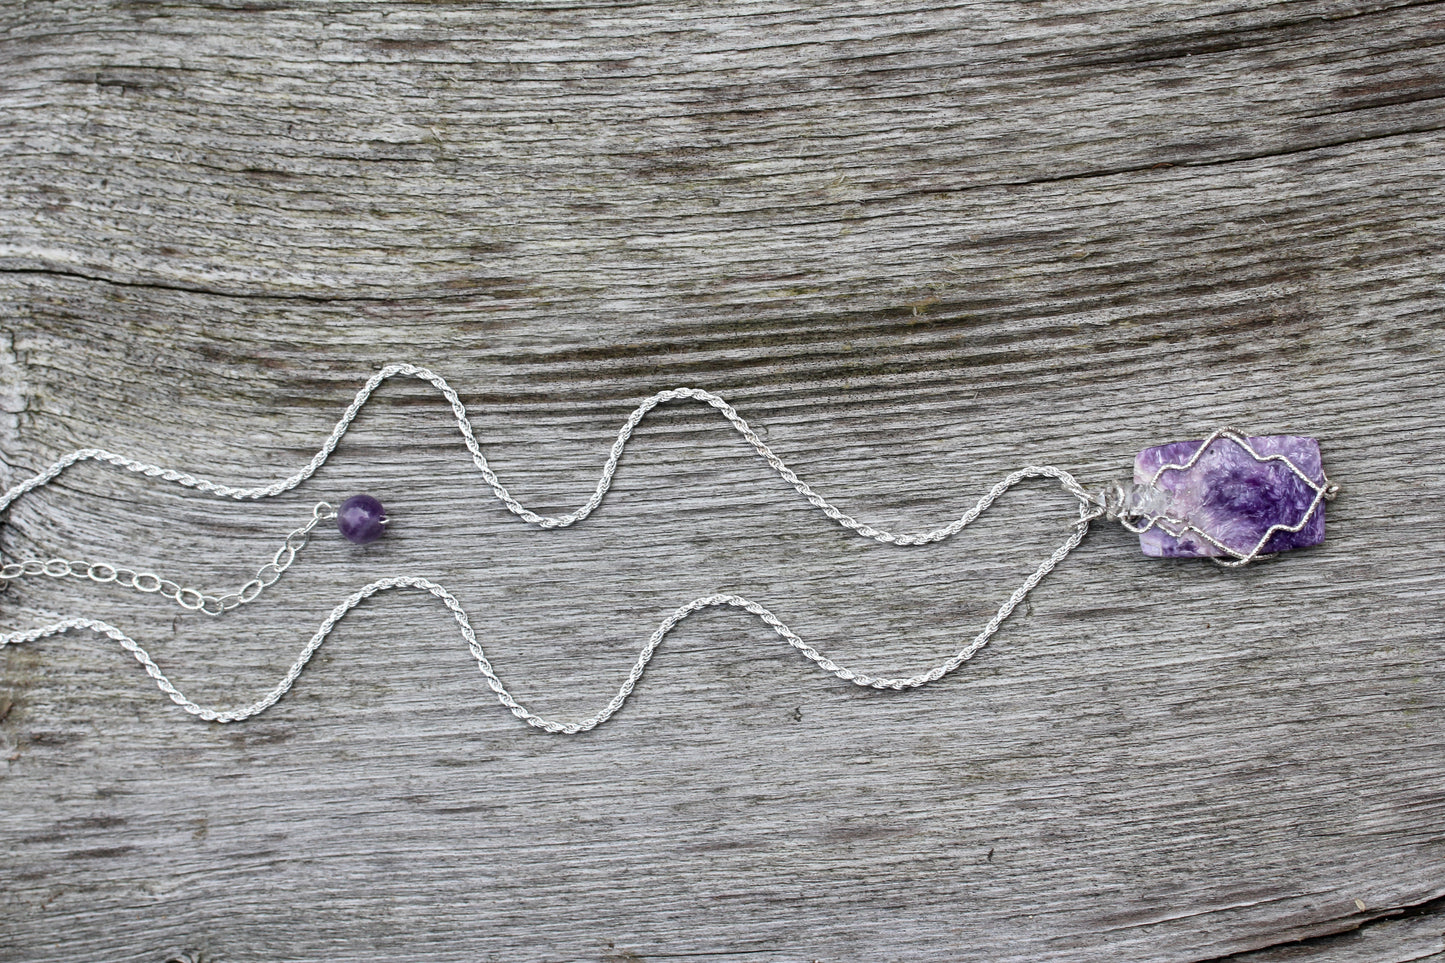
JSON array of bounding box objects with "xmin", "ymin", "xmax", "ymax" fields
[
  {"xmin": 1124, "ymin": 431, "xmax": 1335, "ymax": 565},
  {"xmin": 337, "ymin": 494, "xmax": 388, "ymax": 545}
]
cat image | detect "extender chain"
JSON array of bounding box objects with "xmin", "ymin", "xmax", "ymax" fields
[{"xmin": 0, "ymin": 363, "xmax": 1202, "ymax": 732}]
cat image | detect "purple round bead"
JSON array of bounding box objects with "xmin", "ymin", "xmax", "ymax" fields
[{"xmin": 337, "ymin": 494, "xmax": 387, "ymax": 545}]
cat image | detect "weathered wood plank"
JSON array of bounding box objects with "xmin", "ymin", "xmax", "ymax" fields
[{"xmin": 2, "ymin": 2, "xmax": 1444, "ymax": 961}]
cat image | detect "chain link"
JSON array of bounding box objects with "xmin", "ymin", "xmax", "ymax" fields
[{"xmin": 0, "ymin": 502, "xmax": 336, "ymax": 617}]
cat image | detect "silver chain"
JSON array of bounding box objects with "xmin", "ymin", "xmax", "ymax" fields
[
  {"xmin": 0, "ymin": 363, "xmax": 1106, "ymax": 541},
  {"xmin": 0, "ymin": 502, "xmax": 336, "ymax": 616},
  {"xmin": 0, "ymin": 363, "xmax": 1222, "ymax": 731}
]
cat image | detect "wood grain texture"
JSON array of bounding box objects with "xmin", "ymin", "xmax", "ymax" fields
[{"xmin": 2, "ymin": 2, "xmax": 1443, "ymax": 961}]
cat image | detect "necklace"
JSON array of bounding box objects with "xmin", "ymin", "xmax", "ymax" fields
[{"xmin": 0, "ymin": 363, "xmax": 1337, "ymax": 733}]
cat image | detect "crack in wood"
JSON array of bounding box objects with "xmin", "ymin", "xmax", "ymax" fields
[{"xmin": 1198, "ymin": 892, "xmax": 1445, "ymax": 962}]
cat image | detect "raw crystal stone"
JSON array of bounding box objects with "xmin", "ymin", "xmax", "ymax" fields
[{"xmin": 1134, "ymin": 435, "xmax": 1326, "ymax": 559}]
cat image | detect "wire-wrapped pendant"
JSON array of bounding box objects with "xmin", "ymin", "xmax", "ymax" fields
[{"xmin": 1126, "ymin": 431, "xmax": 1336, "ymax": 566}]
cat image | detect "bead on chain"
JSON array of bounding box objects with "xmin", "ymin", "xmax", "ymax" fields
[{"xmin": 337, "ymin": 494, "xmax": 387, "ymax": 544}]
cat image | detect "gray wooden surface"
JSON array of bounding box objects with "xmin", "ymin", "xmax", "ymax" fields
[{"xmin": 2, "ymin": 2, "xmax": 1444, "ymax": 961}]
